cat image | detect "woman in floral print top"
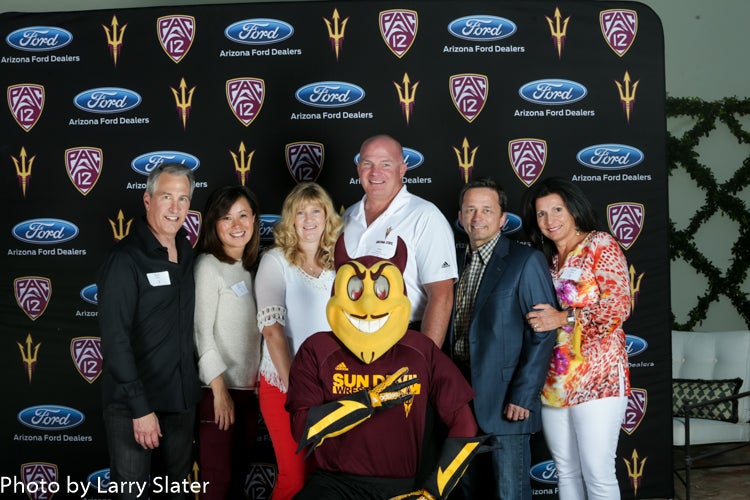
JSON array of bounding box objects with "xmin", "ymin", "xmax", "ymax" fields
[{"xmin": 521, "ymin": 177, "xmax": 631, "ymax": 500}]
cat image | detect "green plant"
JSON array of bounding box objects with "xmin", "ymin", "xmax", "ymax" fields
[{"xmin": 667, "ymin": 96, "xmax": 750, "ymax": 329}]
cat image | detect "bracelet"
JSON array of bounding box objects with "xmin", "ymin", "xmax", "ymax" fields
[{"xmin": 566, "ymin": 308, "xmax": 576, "ymax": 325}]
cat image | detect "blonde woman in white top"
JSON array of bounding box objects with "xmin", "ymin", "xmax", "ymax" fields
[
  {"xmin": 256, "ymin": 182, "xmax": 342, "ymax": 499},
  {"xmin": 194, "ymin": 185, "xmax": 261, "ymax": 500}
]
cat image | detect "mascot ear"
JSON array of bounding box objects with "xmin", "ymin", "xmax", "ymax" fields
[
  {"xmin": 334, "ymin": 234, "xmax": 352, "ymax": 270},
  {"xmin": 392, "ymin": 237, "xmax": 407, "ymax": 274}
]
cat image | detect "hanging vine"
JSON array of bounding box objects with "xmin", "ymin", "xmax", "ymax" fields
[{"xmin": 666, "ymin": 96, "xmax": 750, "ymax": 329}]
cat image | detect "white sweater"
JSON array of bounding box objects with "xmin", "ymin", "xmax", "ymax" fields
[{"xmin": 194, "ymin": 253, "xmax": 261, "ymax": 390}]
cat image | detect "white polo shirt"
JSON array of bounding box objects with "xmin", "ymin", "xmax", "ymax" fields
[{"xmin": 342, "ymin": 186, "xmax": 458, "ymax": 322}]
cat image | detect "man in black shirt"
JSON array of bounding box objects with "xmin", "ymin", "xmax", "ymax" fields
[{"xmin": 98, "ymin": 163, "xmax": 202, "ymax": 499}]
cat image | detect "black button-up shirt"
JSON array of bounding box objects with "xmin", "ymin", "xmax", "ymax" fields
[{"xmin": 97, "ymin": 217, "xmax": 201, "ymax": 417}]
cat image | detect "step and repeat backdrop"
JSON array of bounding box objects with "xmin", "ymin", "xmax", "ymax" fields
[{"xmin": 1, "ymin": 1, "xmax": 670, "ymax": 498}]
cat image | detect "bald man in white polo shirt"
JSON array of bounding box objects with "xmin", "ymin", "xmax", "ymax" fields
[{"xmin": 342, "ymin": 134, "xmax": 458, "ymax": 347}]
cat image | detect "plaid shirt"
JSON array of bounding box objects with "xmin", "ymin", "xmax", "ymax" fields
[{"xmin": 453, "ymin": 231, "xmax": 501, "ymax": 362}]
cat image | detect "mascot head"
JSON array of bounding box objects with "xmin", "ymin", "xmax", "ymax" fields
[{"xmin": 327, "ymin": 236, "xmax": 412, "ymax": 364}]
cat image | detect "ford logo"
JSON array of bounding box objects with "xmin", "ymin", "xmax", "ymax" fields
[
  {"xmin": 576, "ymin": 144, "xmax": 644, "ymax": 170},
  {"xmin": 353, "ymin": 147, "xmax": 424, "ymax": 171},
  {"xmin": 626, "ymin": 335, "xmax": 649, "ymax": 357},
  {"xmin": 447, "ymin": 15, "xmax": 516, "ymax": 41},
  {"xmin": 225, "ymin": 18, "xmax": 294, "ymax": 45},
  {"xmin": 6, "ymin": 26, "xmax": 73, "ymax": 51},
  {"xmin": 74, "ymin": 87, "xmax": 141, "ymax": 114},
  {"xmin": 80, "ymin": 284, "xmax": 98, "ymax": 305},
  {"xmin": 131, "ymin": 151, "xmax": 200, "ymax": 176},
  {"xmin": 12, "ymin": 218, "xmax": 79, "ymax": 245},
  {"xmin": 519, "ymin": 79, "xmax": 587, "ymax": 106},
  {"xmin": 259, "ymin": 214, "xmax": 281, "ymax": 242},
  {"xmin": 87, "ymin": 469, "xmax": 110, "ymax": 487},
  {"xmin": 17, "ymin": 405, "xmax": 85, "ymax": 431},
  {"xmin": 295, "ymin": 81, "xmax": 365, "ymax": 108},
  {"xmin": 529, "ymin": 460, "xmax": 558, "ymax": 484},
  {"xmin": 455, "ymin": 212, "xmax": 522, "ymax": 235}
]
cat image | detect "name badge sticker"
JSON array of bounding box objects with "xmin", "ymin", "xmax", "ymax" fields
[
  {"xmin": 560, "ymin": 267, "xmax": 583, "ymax": 281},
  {"xmin": 147, "ymin": 271, "xmax": 171, "ymax": 287},
  {"xmin": 230, "ymin": 281, "xmax": 249, "ymax": 297}
]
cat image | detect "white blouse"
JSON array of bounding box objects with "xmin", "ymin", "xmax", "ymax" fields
[{"xmin": 255, "ymin": 247, "xmax": 334, "ymax": 391}]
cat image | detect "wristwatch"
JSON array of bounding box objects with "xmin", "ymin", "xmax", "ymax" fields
[{"xmin": 566, "ymin": 308, "xmax": 576, "ymax": 325}]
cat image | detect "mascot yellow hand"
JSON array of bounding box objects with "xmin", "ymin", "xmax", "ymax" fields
[{"xmin": 297, "ymin": 367, "xmax": 418, "ymax": 458}]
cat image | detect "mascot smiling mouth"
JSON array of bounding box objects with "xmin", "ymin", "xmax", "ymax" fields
[{"xmin": 328, "ymin": 237, "xmax": 412, "ymax": 364}]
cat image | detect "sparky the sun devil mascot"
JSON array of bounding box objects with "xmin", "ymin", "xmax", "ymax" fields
[{"xmin": 286, "ymin": 237, "xmax": 487, "ymax": 500}]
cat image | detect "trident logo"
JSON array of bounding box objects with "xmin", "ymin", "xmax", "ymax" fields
[
  {"xmin": 615, "ymin": 71, "xmax": 639, "ymax": 123},
  {"xmin": 394, "ymin": 73, "xmax": 419, "ymax": 125},
  {"xmin": 103, "ymin": 15, "xmax": 127, "ymax": 66},
  {"xmin": 109, "ymin": 210, "xmax": 133, "ymax": 242},
  {"xmin": 623, "ymin": 449, "xmax": 647, "ymax": 496},
  {"xmin": 629, "ymin": 264, "xmax": 644, "ymax": 310},
  {"xmin": 12, "ymin": 146, "xmax": 35, "ymax": 198},
  {"xmin": 453, "ymin": 138, "xmax": 478, "ymax": 184},
  {"xmin": 171, "ymin": 77, "xmax": 196, "ymax": 130},
  {"xmin": 18, "ymin": 333, "xmax": 41, "ymax": 383},
  {"xmin": 230, "ymin": 141, "xmax": 255, "ymax": 186},
  {"xmin": 545, "ymin": 8, "xmax": 570, "ymax": 59},
  {"xmin": 324, "ymin": 8, "xmax": 349, "ymax": 60}
]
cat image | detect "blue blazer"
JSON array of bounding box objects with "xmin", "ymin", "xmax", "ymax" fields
[{"xmin": 450, "ymin": 236, "xmax": 558, "ymax": 435}]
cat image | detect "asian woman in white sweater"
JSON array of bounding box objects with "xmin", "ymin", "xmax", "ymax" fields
[{"xmin": 194, "ymin": 185, "xmax": 261, "ymax": 500}]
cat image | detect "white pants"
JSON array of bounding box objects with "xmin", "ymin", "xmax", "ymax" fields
[{"xmin": 541, "ymin": 396, "xmax": 628, "ymax": 500}]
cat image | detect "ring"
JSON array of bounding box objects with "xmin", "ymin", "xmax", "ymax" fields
[{"xmin": 534, "ymin": 324, "xmax": 538, "ymax": 329}]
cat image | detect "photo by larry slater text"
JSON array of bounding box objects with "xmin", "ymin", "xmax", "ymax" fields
[{"xmin": 0, "ymin": 475, "xmax": 209, "ymax": 498}]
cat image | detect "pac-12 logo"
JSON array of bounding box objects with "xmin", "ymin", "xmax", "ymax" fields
[
  {"xmin": 379, "ymin": 9, "xmax": 417, "ymax": 58},
  {"xmin": 450, "ymin": 74, "xmax": 488, "ymax": 123},
  {"xmin": 509, "ymin": 139, "xmax": 546, "ymax": 186},
  {"xmin": 227, "ymin": 77, "xmax": 265, "ymax": 126},
  {"xmin": 622, "ymin": 388, "xmax": 647, "ymax": 435},
  {"xmin": 15, "ymin": 277, "xmax": 51, "ymax": 321},
  {"xmin": 71, "ymin": 337, "xmax": 103, "ymax": 384},
  {"xmin": 600, "ymin": 9, "xmax": 637, "ymax": 57},
  {"xmin": 295, "ymin": 81, "xmax": 365, "ymax": 108},
  {"xmin": 447, "ymin": 15, "xmax": 516, "ymax": 41},
  {"xmin": 73, "ymin": 87, "xmax": 141, "ymax": 114},
  {"xmin": 519, "ymin": 79, "xmax": 587, "ymax": 106},
  {"xmin": 21, "ymin": 462, "xmax": 58, "ymax": 500},
  {"xmin": 6, "ymin": 26, "xmax": 73, "ymax": 51},
  {"xmin": 224, "ymin": 18, "xmax": 294, "ymax": 45},
  {"xmin": 65, "ymin": 147, "xmax": 102, "ymax": 195},
  {"xmin": 607, "ymin": 202, "xmax": 644, "ymax": 250},
  {"xmin": 286, "ymin": 142, "xmax": 324, "ymax": 183},
  {"xmin": 18, "ymin": 405, "xmax": 85, "ymax": 431},
  {"xmin": 158, "ymin": 15, "xmax": 195, "ymax": 63},
  {"xmin": 182, "ymin": 210, "xmax": 202, "ymax": 248},
  {"xmin": 8, "ymin": 83, "xmax": 45, "ymax": 131}
]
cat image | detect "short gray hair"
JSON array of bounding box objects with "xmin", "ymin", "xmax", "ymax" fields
[{"xmin": 145, "ymin": 163, "xmax": 196, "ymax": 198}]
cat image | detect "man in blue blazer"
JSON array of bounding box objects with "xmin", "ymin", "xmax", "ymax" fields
[{"xmin": 449, "ymin": 177, "xmax": 558, "ymax": 500}]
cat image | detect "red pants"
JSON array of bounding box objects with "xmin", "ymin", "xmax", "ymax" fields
[
  {"xmin": 259, "ymin": 376, "xmax": 315, "ymax": 500},
  {"xmin": 197, "ymin": 387, "xmax": 258, "ymax": 500}
]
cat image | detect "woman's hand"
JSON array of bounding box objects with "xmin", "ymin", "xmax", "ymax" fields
[
  {"xmin": 210, "ymin": 376, "xmax": 235, "ymax": 431},
  {"xmin": 526, "ymin": 303, "xmax": 567, "ymax": 332}
]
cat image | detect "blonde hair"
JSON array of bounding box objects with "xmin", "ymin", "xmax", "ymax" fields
[{"xmin": 273, "ymin": 182, "xmax": 342, "ymax": 270}]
